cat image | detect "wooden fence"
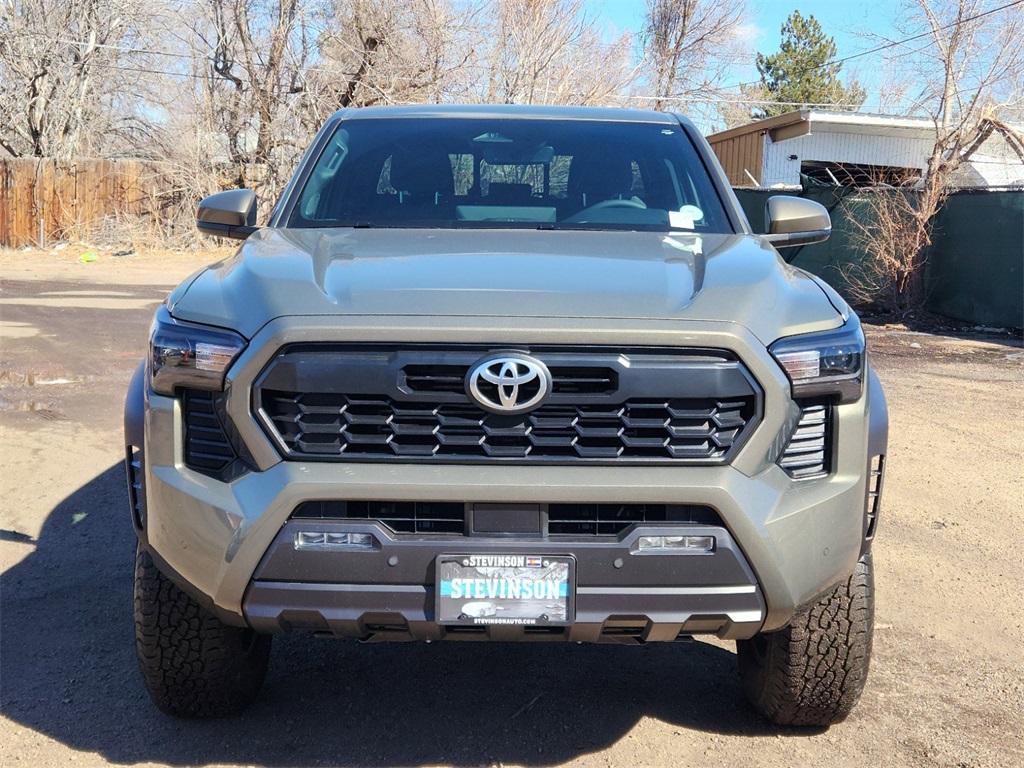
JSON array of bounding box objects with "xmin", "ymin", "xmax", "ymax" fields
[{"xmin": 0, "ymin": 158, "xmax": 174, "ymax": 247}]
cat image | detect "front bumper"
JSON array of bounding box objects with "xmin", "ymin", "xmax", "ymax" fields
[
  {"xmin": 245, "ymin": 519, "xmax": 765, "ymax": 641},
  {"xmin": 134, "ymin": 315, "xmax": 885, "ymax": 639}
]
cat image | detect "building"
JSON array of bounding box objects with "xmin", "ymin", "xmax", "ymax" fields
[{"xmin": 706, "ymin": 109, "xmax": 1024, "ymax": 189}]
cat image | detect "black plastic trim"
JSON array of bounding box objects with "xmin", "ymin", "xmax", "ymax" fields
[
  {"xmin": 291, "ymin": 500, "xmax": 723, "ymax": 538},
  {"xmin": 181, "ymin": 389, "xmax": 253, "ymax": 482},
  {"xmin": 778, "ymin": 398, "xmax": 833, "ymax": 479}
]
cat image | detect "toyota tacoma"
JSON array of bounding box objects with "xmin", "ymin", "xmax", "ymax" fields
[{"xmin": 125, "ymin": 105, "xmax": 887, "ymax": 726}]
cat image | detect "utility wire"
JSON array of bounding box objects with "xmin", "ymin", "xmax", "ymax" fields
[
  {"xmin": 9, "ymin": 0, "xmax": 1022, "ymax": 112},
  {"xmin": 14, "ymin": 0, "xmax": 1024, "ymax": 89},
  {"xmin": 719, "ymin": 0, "xmax": 1024, "ymax": 90}
]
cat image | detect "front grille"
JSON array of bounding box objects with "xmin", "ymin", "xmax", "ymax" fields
[
  {"xmin": 779, "ymin": 401, "xmax": 831, "ymax": 478},
  {"xmin": 292, "ymin": 501, "xmax": 721, "ymax": 537},
  {"xmin": 547, "ymin": 503, "xmax": 720, "ymax": 536},
  {"xmin": 401, "ymin": 365, "xmax": 466, "ymax": 393},
  {"xmin": 294, "ymin": 500, "xmax": 465, "ymax": 534},
  {"xmin": 262, "ymin": 393, "xmax": 754, "ymax": 461},
  {"xmin": 402, "ymin": 364, "xmax": 616, "ymax": 395},
  {"xmin": 255, "ymin": 345, "xmax": 761, "ymax": 465},
  {"xmin": 182, "ymin": 389, "xmax": 238, "ymax": 479}
]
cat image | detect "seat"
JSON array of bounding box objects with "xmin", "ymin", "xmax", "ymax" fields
[
  {"xmin": 485, "ymin": 182, "xmax": 534, "ymax": 205},
  {"xmin": 567, "ymin": 156, "xmax": 636, "ymax": 209}
]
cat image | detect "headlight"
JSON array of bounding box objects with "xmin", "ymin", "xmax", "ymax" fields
[
  {"xmin": 149, "ymin": 306, "xmax": 246, "ymax": 395},
  {"xmin": 769, "ymin": 316, "xmax": 865, "ymax": 403}
]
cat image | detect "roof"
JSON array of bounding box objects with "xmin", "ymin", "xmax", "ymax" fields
[
  {"xmin": 707, "ymin": 109, "xmax": 938, "ymax": 144},
  {"xmin": 335, "ymin": 103, "xmax": 680, "ymax": 124}
]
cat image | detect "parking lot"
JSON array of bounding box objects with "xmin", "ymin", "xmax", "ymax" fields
[{"xmin": 1, "ymin": 249, "xmax": 1022, "ymax": 768}]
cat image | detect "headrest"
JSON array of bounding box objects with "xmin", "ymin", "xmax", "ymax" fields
[{"xmin": 388, "ymin": 146, "xmax": 454, "ymax": 200}]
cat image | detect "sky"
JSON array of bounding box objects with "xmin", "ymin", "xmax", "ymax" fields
[{"xmin": 585, "ymin": 0, "xmax": 906, "ymax": 111}]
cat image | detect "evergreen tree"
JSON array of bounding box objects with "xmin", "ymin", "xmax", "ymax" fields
[{"xmin": 754, "ymin": 11, "xmax": 866, "ymax": 118}]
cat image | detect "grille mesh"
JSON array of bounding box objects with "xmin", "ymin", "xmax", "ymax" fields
[
  {"xmin": 262, "ymin": 392, "xmax": 754, "ymax": 461},
  {"xmin": 547, "ymin": 503, "xmax": 720, "ymax": 536},
  {"xmin": 294, "ymin": 500, "xmax": 465, "ymax": 534}
]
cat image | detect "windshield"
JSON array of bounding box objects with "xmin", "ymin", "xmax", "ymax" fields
[{"xmin": 288, "ymin": 117, "xmax": 732, "ymax": 233}]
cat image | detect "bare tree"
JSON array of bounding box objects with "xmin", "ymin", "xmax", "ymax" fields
[
  {"xmin": 482, "ymin": 0, "xmax": 635, "ymax": 106},
  {"xmin": 641, "ymin": 0, "xmax": 747, "ymax": 112},
  {"xmin": 842, "ymin": 0, "xmax": 1024, "ymax": 314},
  {"xmin": 0, "ymin": 0, "xmax": 160, "ymax": 158},
  {"xmin": 314, "ymin": 0, "xmax": 481, "ymax": 109},
  {"xmin": 184, "ymin": 0, "xmax": 321, "ymax": 192}
]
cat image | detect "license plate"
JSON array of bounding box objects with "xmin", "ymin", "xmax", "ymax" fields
[{"xmin": 436, "ymin": 554, "xmax": 574, "ymax": 626}]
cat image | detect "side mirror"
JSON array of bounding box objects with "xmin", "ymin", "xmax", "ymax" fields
[
  {"xmin": 764, "ymin": 196, "xmax": 830, "ymax": 250},
  {"xmin": 197, "ymin": 189, "xmax": 258, "ymax": 240}
]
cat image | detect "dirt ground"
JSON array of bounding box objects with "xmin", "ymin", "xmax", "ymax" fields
[{"xmin": 1, "ymin": 247, "xmax": 1022, "ymax": 768}]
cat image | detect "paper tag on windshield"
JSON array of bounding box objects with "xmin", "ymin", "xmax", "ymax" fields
[
  {"xmin": 669, "ymin": 210, "xmax": 694, "ymax": 229},
  {"xmin": 669, "ymin": 205, "xmax": 704, "ymax": 230}
]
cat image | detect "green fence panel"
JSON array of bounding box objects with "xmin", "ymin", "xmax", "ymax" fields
[
  {"xmin": 926, "ymin": 191, "xmax": 1024, "ymax": 328},
  {"xmin": 732, "ymin": 187, "xmax": 1023, "ymax": 328}
]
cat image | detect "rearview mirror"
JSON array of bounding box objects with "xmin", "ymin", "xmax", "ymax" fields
[
  {"xmin": 197, "ymin": 189, "xmax": 258, "ymax": 240},
  {"xmin": 764, "ymin": 196, "xmax": 830, "ymax": 250}
]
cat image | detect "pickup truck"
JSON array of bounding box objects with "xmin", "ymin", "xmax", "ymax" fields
[{"xmin": 125, "ymin": 104, "xmax": 887, "ymax": 726}]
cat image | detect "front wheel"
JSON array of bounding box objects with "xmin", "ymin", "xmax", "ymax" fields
[
  {"xmin": 133, "ymin": 546, "xmax": 271, "ymax": 717},
  {"xmin": 737, "ymin": 553, "xmax": 874, "ymax": 727}
]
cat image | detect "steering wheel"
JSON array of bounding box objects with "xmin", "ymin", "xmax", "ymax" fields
[{"xmin": 583, "ymin": 197, "xmax": 647, "ymax": 212}]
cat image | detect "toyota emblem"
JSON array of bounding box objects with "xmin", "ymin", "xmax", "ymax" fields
[{"xmin": 466, "ymin": 354, "xmax": 552, "ymax": 414}]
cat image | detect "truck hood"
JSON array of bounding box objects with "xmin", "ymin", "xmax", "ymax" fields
[{"xmin": 170, "ymin": 227, "xmax": 843, "ymax": 342}]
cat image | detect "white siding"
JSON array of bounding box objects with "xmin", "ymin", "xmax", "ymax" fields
[
  {"xmin": 952, "ymin": 132, "xmax": 1024, "ymax": 188},
  {"xmin": 761, "ymin": 130, "xmax": 933, "ymax": 187}
]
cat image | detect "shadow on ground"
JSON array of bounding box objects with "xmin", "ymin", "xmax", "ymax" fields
[{"xmin": 1, "ymin": 464, "xmax": 808, "ymax": 767}]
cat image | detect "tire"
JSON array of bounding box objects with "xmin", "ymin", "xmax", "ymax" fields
[
  {"xmin": 737, "ymin": 553, "xmax": 874, "ymax": 727},
  {"xmin": 133, "ymin": 546, "xmax": 270, "ymax": 717}
]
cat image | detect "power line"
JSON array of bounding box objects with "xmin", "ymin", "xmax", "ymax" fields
[
  {"xmin": 19, "ymin": 56, "xmax": 936, "ymax": 115},
  {"xmin": 4, "ymin": 29, "xmax": 192, "ymax": 60},
  {"xmin": 57, "ymin": 58, "xmax": 241, "ymax": 84},
  {"xmin": 14, "ymin": 0, "xmax": 1024, "ymax": 86},
  {"xmin": 621, "ymin": 93, "xmax": 923, "ymax": 111},
  {"xmin": 5, "ymin": 30, "xmax": 399, "ymax": 82},
  {"xmin": 719, "ymin": 0, "xmax": 1024, "ymax": 91},
  {"xmin": 10, "ymin": 0, "xmax": 1022, "ymax": 114}
]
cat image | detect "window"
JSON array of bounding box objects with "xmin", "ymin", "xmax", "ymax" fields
[{"xmin": 290, "ymin": 117, "xmax": 731, "ymax": 232}]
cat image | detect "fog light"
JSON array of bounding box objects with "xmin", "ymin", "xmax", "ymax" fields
[
  {"xmin": 636, "ymin": 535, "xmax": 715, "ymax": 553},
  {"xmin": 294, "ymin": 531, "xmax": 375, "ymax": 550}
]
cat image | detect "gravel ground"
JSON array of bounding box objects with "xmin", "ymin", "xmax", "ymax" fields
[{"xmin": 1, "ymin": 248, "xmax": 1022, "ymax": 768}]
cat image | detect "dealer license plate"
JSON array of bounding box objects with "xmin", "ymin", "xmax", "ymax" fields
[{"xmin": 436, "ymin": 554, "xmax": 574, "ymax": 626}]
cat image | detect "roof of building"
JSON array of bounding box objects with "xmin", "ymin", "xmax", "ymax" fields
[{"xmin": 707, "ymin": 109, "xmax": 939, "ymax": 144}]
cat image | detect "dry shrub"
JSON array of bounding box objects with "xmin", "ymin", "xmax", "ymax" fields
[
  {"xmin": 840, "ymin": 184, "xmax": 945, "ymax": 316},
  {"xmin": 58, "ymin": 161, "xmax": 260, "ymax": 252}
]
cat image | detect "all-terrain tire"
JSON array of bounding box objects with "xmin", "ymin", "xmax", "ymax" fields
[
  {"xmin": 737, "ymin": 553, "xmax": 874, "ymax": 727},
  {"xmin": 133, "ymin": 546, "xmax": 270, "ymax": 717}
]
